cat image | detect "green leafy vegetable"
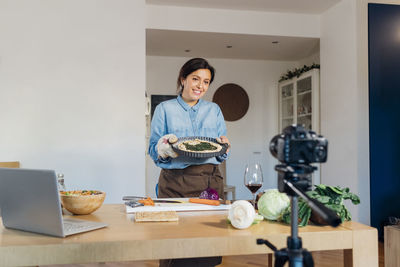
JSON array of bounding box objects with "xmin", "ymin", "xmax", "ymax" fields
[
  {"xmin": 281, "ymin": 184, "xmax": 360, "ymax": 226},
  {"xmin": 183, "ymin": 141, "xmax": 217, "ymax": 151},
  {"xmin": 257, "ymin": 189, "xmax": 290, "ymax": 220}
]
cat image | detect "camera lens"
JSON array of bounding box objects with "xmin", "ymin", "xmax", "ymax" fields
[
  {"xmin": 314, "ymin": 146, "xmax": 327, "ymax": 161},
  {"xmin": 269, "ymin": 135, "xmax": 279, "ymax": 158}
]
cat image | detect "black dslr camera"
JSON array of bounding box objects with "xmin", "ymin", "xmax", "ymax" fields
[{"xmin": 269, "ymin": 125, "xmax": 328, "ymax": 164}]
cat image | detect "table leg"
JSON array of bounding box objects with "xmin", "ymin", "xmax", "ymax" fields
[
  {"xmin": 343, "ymin": 228, "xmax": 378, "ymax": 267},
  {"xmin": 343, "ymin": 249, "xmax": 353, "ymax": 267},
  {"xmin": 385, "ymin": 226, "xmax": 400, "ymax": 267},
  {"xmin": 268, "ymin": 253, "xmax": 272, "ymax": 266}
]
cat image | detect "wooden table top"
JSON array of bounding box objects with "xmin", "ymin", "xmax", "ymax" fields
[{"xmin": 0, "ymin": 204, "xmax": 378, "ymax": 266}]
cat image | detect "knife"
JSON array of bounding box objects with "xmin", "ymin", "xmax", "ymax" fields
[
  {"xmin": 152, "ymin": 199, "xmax": 183, "ymax": 203},
  {"xmin": 124, "ymin": 201, "xmax": 144, "ymax": 208},
  {"xmin": 122, "ymin": 196, "xmax": 183, "ymax": 203}
]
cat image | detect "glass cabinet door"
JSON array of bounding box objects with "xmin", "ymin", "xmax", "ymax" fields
[
  {"xmin": 278, "ymin": 68, "xmax": 320, "ymax": 184},
  {"xmin": 296, "ymin": 76, "xmax": 312, "ymax": 130},
  {"xmin": 281, "ymin": 83, "xmax": 294, "ymax": 129}
]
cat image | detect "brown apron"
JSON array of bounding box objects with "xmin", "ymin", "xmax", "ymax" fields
[
  {"xmin": 158, "ymin": 164, "xmax": 224, "ymax": 200},
  {"xmin": 158, "ymin": 164, "xmax": 223, "ymax": 267}
]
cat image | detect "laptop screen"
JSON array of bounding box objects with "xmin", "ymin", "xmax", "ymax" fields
[{"xmin": 0, "ymin": 168, "xmax": 65, "ymax": 237}]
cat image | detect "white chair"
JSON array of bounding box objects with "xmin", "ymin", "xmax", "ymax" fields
[{"xmin": 0, "ymin": 161, "xmax": 20, "ymax": 168}]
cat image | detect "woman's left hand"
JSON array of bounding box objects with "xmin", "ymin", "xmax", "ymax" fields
[{"xmin": 216, "ymin": 136, "xmax": 230, "ymax": 153}]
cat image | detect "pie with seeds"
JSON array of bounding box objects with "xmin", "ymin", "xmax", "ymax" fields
[{"xmin": 178, "ymin": 139, "xmax": 222, "ymax": 153}]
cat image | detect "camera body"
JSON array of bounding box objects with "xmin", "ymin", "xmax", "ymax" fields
[{"xmin": 270, "ymin": 125, "xmax": 328, "ymax": 164}]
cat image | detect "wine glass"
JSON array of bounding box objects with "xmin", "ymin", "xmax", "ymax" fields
[{"xmin": 244, "ymin": 163, "xmax": 263, "ymax": 208}]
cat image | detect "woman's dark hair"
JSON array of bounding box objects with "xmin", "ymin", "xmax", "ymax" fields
[{"xmin": 176, "ymin": 58, "xmax": 215, "ymax": 94}]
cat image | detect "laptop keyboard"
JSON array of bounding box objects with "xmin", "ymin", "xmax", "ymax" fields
[
  {"xmin": 63, "ymin": 218, "xmax": 106, "ymax": 234},
  {"xmin": 63, "ymin": 221, "xmax": 92, "ymax": 232}
]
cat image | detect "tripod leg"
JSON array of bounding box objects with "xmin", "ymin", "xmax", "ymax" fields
[
  {"xmin": 274, "ymin": 249, "xmax": 289, "ymax": 267},
  {"xmin": 302, "ymin": 249, "xmax": 314, "ymax": 267},
  {"xmin": 274, "ymin": 256, "xmax": 288, "ymax": 267}
]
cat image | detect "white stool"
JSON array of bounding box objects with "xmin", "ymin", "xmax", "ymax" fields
[{"xmin": 220, "ymin": 161, "xmax": 236, "ymax": 200}]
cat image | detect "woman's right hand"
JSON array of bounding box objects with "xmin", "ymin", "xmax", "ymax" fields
[
  {"xmin": 216, "ymin": 136, "xmax": 230, "ymax": 153},
  {"xmin": 157, "ymin": 134, "xmax": 179, "ymax": 159}
]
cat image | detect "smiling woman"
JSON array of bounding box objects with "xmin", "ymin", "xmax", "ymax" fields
[
  {"xmin": 180, "ymin": 68, "xmax": 212, "ymax": 106},
  {"xmin": 176, "ymin": 58, "xmax": 215, "ymax": 98},
  {"xmin": 147, "ymin": 58, "xmax": 230, "ymax": 267}
]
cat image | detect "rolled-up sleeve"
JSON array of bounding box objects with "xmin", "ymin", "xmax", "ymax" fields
[
  {"xmin": 215, "ymin": 105, "xmax": 229, "ymax": 162},
  {"xmin": 148, "ymin": 104, "xmax": 171, "ymax": 164}
]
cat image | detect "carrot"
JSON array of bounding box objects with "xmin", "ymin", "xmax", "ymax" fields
[
  {"xmin": 138, "ymin": 197, "xmax": 155, "ymax": 206},
  {"xmin": 189, "ymin": 198, "xmax": 220, "ymax": 206}
]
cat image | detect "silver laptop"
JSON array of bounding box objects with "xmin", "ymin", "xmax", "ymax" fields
[{"xmin": 0, "ymin": 168, "xmax": 107, "ymax": 237}]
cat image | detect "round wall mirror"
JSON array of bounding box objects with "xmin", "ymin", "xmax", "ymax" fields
[{"xmin": 212, "ymin": 83, "xmax": 249, "ymax": 121}]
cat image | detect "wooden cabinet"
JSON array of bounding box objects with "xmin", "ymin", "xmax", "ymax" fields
[
  {"xmin": 278, "ymin": 68, "xmax": 320, "ymax": 132},
  {"xmin": 278, "ymin": 68, "xmax": 321, "ymax": 184}
]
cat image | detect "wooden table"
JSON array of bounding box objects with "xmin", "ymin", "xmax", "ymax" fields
[
  {"xmin": 0, "ymin": 204, "xmax": 378, "ymax": 266},
  {"xmin": 385, "ymin": 225, "xmax": 400, "ymax": 267}
]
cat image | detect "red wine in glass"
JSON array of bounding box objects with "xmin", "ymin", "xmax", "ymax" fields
[
  {"xmin": 246, "ymin": 183, "xmax": 262, "ymax": 194},
  {"xmin": 244, "ymin": 163, "xmax": 263, "ymax": 207}
]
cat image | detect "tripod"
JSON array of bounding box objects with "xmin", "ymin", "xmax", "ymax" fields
[{"xmin": 257, "ymin": 164, "xmax": 341, "ymax": 267}]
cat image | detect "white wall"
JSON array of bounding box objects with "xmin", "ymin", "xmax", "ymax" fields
[
  {"xmin": 298, "ymin": 51, "xmax": 321, "ymax": 66},
  {"xmin": 320, "ymin": 0, "xmax": 370, "ymax": 224},
  {"xmin": 0, "ymin": 0, "xmax": 146, "ymax": 203},
  {"xmin": 146, "ymin": 56, "xmax": 297, "ymax": 200},
  {"xmin": 146, "ymin": 5, "xmax": 320, "ymax": 38}
]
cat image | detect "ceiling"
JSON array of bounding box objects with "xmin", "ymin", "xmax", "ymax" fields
[
  {"xmin": 146, "ymin": 30, "xmax": 320, "ymax": 61},
  {"xmin": 146, "ymin": 0, "xmax": 336, "ymax": 61},
  {"xmin": 146, "ymin": 0, "xmax": 340, "ymax": 14}
]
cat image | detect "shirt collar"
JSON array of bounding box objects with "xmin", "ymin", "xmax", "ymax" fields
[{"xmin": 177, "ymin": 95, "xmax": 202, "ymax": 112}]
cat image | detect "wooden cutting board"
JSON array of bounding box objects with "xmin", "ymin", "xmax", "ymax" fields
[
  {"xmin": 134, "ymin": 211, "xmax": 179, "ymax": 222},
  {"xmin": 126, "ymin": 198, "xmax": 231, "ymax": 213}
]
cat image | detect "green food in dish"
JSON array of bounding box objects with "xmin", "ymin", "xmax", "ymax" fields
[{"xmin": 182, "ymin": 141, "xmax": 217, "ymax": 151}]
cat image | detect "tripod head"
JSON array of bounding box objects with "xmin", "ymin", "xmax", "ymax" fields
[{"xmin": 275, "ymin": 164, "xmax": 315, "ymax": 196}]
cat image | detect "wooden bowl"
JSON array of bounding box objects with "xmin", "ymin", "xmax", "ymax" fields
[{"xmin": 60, "ymin": 191, "xmax": 105, "ymax": 215}]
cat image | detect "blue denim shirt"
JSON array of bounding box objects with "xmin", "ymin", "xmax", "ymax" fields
[{"xmin": 148, "ymin": 95, "xmax": 228, "ymax": 169}]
